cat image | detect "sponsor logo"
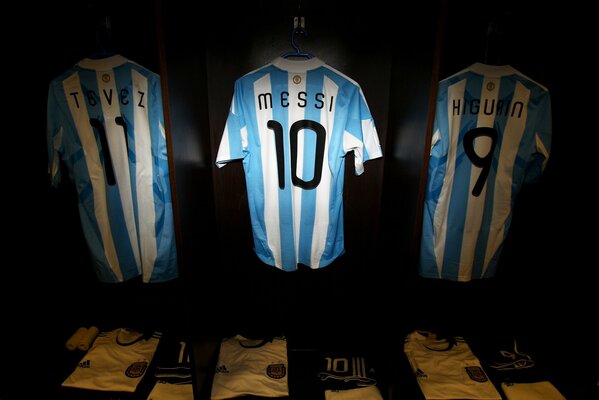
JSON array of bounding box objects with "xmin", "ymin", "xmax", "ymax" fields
[
  {"xmin": 415, "ymin": 368, "xmax": 427, "ymax": 378},
  {"xmin": 125, "ymin": 361, "xmax": 148, "ymax": 378},
  {"xmin": 465, "ymin": 366, "xmax": 488, "ymax": 382},
  {"xmin": 486, "ymin": 82, "xmax": 495, "ymax": 91},
  {"xmin": 102, "ymin": 74, "xmax": 111, "ymax": 83},
  {"xmin": 215, "ymin": 365, "xmax": 229, "ymax": 373},
  {"xmin": 293, "ymin": 75, "xmax": 302, "ymax": 84},
  {"xmin": 267, "ymin": 363, "xmax": 286, "ymax": 379}
]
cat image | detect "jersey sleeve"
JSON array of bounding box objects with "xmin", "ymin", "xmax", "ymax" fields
[
  {"xmin": 147, "ymin": 73, "xmax": 169, "ymax": 173},
  {"xmin": 426, "ymin": 82, "xmax": 450, "ymax": 194},
  {"xmin": 46, "ymin": 82, "xmax": 65, "ymax": 187},
  {"xmin": 524, "ymin": 90, "xmax": 552, "ymax": 183},
  {"xmin": 342, "ymin": 86, "xmax": 382, "ymax": 175},
  {"xmin": 216, "ymin": 80, "xmax": 247, "ymax": 168}
]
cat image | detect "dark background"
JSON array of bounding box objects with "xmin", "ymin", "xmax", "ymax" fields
[{"xmin": 3, "ymin": 0, "xmax": 595, "ymax": 398}]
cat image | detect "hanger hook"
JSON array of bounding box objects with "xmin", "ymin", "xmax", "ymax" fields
[{"xmin": 291, "ymin": 26, "xmax": 307, "ymax": 54}]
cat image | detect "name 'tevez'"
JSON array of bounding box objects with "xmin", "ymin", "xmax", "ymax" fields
[{"xmin": 69, "ymin": 89, "xmax": 146, "ymax": 109}]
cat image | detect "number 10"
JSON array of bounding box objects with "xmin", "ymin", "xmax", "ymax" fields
[{"xmin": 267, "ymin": 119, "xmax": 326, "ymax": 190}]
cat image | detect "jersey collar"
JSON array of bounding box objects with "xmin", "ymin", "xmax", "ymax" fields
[
  {"xmin": 77, "ymin": 54, "xmax": 128, "ymax": 70},
  {"xmin": 272, "ymin": 57, "xmax": 325, "ymax": 73},
  {"xmin": 470, "ymin": 62, "xmax": 517, "ymax": 77}
]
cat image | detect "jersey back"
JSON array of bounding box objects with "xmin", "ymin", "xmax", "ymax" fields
[
  {"xmin": 47, "ymin": 55, "xmax": 178, "ymax": 283},
  {"xmin": 216, "ymin": 57, "xmax": 382, "ymax": 271},
  {"xmin": 420, "ymin": 63, "xmax": 552, "ymax": 281}
]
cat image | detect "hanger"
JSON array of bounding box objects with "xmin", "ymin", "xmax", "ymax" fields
[
  {"xmin": 282, "ymin": 17, "xmax": 314, "ymax": 59},
  {"xmin": 89, "ymin": 16, "xmax": 116, "ymax": 59},
  {"xmin": 483, "ymin": 9, "xmax": 511, "ymax": 65},
  {"xmin": 483, "ymin": 21, "xmax": 502, "ymax": 65}
]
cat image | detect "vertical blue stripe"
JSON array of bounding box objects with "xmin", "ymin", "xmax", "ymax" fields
[
  {"xmin": 52, "ymin": 75, "xmax": 113, "ymax": 280},
  {"xmin": 147, "ymin": 72, "xmax": 178, "ymax": 281},
  {"xmin": 113, "ymin": 64, "xmax": 140, "ymax": 249},
  {"xmin": 471, "ymin": 76, "xmax": 513, "ymax": 278},
  {"xmin": 420, "ymin": 81, "xmax": 451, "ymax": 277},
  {"xmin": 514, "ymin": 77, "xmax": 538, "ymax": 191},
  {"xmin": 241, "ymin": 69, "xmax": 273, "ymax": 264},
  {"xmin": 269, "ymin": 68, "xmax": 296, "ymax": 270},
  {"xmin": 297, "ymin": 69, "xmax": 324, "ymax": 265},
  {"xmin": 320, "ymin": 70, "xmax": 347, "ymax": 175},
  {"xmin": 317, "ymin": 69, "xmax": 352, "ymax": 265},
  {"xmin": 80, "ymin": 69, "xmax": 139, "ymax": 281},
  {"xmin": 441, "ymin": 74, "xmax": 484, "ymax": 279}
]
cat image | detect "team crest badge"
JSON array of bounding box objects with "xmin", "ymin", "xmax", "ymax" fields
[
  {"xmin": 293, "ymin": 75, "xmax": 302, "ymax": 84},
  {"xmin": 125, "ymin": 361, "xmax": 148, "ymax": 378},
  {"xmin": 486, "ymin": 82, "xmax": 495, "ymax": 91},
  {"xmin": 102, "ymin": 74, "xmax": 111, "ymax": 83},
  {"xmin": 267, "ymin": 363, "xmax": 286, "ymax": 379},
  {"xmin": 465, "ymin": 366, "xmax": 488, "ymax": 382}
]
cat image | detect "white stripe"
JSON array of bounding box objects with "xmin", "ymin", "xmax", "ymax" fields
[
  {"xmin": 97, "ymin": 70, "xmax": 142, "ymax": 275},
  {"xmin": 342, "ymin": 134, "xmax": 362, "ymax": 162},
  {"xmin": 215, "ymin": 120, "xmax": 232, "ymax": 167},
  {"xmin": 287, "ymin": 73, "xmax": 306, "ymax": 263},
  {"xmin": 159, "ymin": 121, "xmax": 166, "ymax": 140},
  {"xmin": 535, "ymin": 133, "xmax": 549, "ymax": 170},
  {"xmin": 483, "ymin": 82, "xmax": 530, "ymax": 273},
  {"xmin": 63, "ymin": 73, "xmax": 123, "ymax": 281},
  {"xmin": 50, "ymin": 127, "xmax": 64, "ymax": 179},
  {"xmin": 311, "ymin": 76, "xmax": 337, "ymax": 266},
  {"xmin": 433, "ymin": 79, "xmax": 466, "ymax": 278},
  {"xmin": 132, "ymin": 69, "xmax": 157, "ymax": 282},
  {"xmin": 459, "ymin": 76, "xmax": 499, "ymax": 278},
  {"xmin": 362, "ymin": 118, "xmax": 381, "ymax": 161},
  {"xmin": 241, "ymin": 126, "xmax": 248, "ymax": 150},
  {"xmin": 429, "ymin": 129, "xmax": 440, "ymax": 155},
  {"xmin": 255, "ymin": 74, "xmax": 281, "ymax": 267}
]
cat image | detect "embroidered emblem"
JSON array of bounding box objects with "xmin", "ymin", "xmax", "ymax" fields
[
  {"xmin": 465, "ymin": 366, "xmax": 488, "ymax": 382},
  {"xmin": 267, "ymin": 363, "xmax": 286, "ymax": 379},
  {"xmin": 125, "ymin": 361, "xmax": 148, "ymax": 378}
]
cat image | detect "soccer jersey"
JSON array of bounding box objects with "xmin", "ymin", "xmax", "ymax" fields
[
  {"xmin": 318, "ymin": 353, "xmax": 378, "ymax": 390},
  {"xmin": 147, "ymin": 337, "xmax": 193, "ymax": 400},
  {"xmin": 147, "ymin": 382, "xmax": 194, "ymax": 400},
  {"xmin": 211, "ymin": 335, "xmax": 288, "ymax": 399},
  {"xmin": 47, "ymin": 55, "xmax": 178, "ymax": 283},
  {"xmin": 216, "ymin": 57, "xmax": 382, "ymax": 271},
  {"xmin": 62, "ymin": 328, "xmax": 162, "ymax": 392},
  {"xmin": 404, "ymin": 330, "xmax": 501, "ymax": 400},
  {"xmin": 420, "ymin": 63, "xmax": 552, "ymax": 281},
  {"xmin": 500, "ymin": 381, "xmax": 566, "ymax": 400},
  {"xmin": 324, "ymin": 386, "xmax": 383, "ymax": 400},
  {"xmin": 318, "ymin": 352, "xmax": 382, "ymax": 400},
  {"xmin": 153, "ymin": 337, "xmax": 193, "ymax": 384}
]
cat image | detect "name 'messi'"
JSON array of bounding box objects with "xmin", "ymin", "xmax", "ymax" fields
[{"xmin": 257, "ymin": 91, "xmax": 334, "ymax": 112}]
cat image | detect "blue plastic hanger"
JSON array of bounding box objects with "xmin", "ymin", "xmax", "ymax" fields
[
  {"xmin": 282, "ymin": 25, "xmax": 313, "ymax": 59},
  {"xmin": 89, "ymin": 16, "xmax": 116, "ymax": 59}
]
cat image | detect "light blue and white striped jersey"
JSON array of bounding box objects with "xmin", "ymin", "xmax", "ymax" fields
[
  {"xmin": 216, "ymin": 57, "xmax": 382, "ymax": 271},
  {"xmin": 47, "ymin": 55, "xmax": 178, "ymax": 283},
  {"xmin": 420, "ymin": 63, "xmax": 552, "ymax": 281}
]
